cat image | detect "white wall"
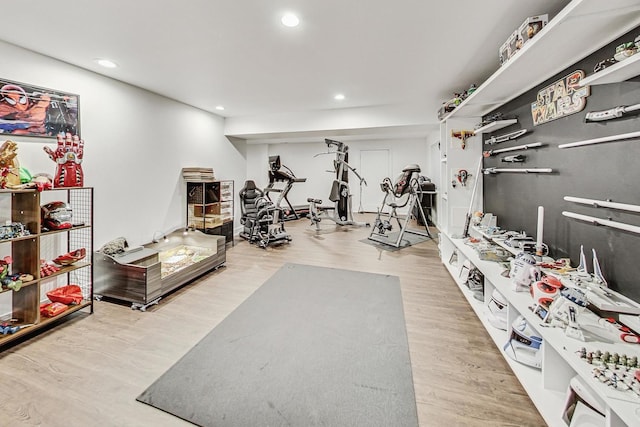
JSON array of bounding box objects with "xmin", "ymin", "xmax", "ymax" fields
[
  {"xmin": 0, "ymin": 41, "xmax": 245, "ymax": 248},
  {"xmin": 245, "ymin": 137, "xmax": 431, "ymax": 213}
]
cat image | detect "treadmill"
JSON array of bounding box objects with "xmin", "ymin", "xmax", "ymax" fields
[{"xmin": 265, "ymin": 155, "xmax": 308, "ymax": 220}]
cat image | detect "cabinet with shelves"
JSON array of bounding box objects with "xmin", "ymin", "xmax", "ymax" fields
[
  {"xmin": 186, "ymin": 180, "xmax": 234, "ymax": 244},
  {"xmin": 0, "ymin": 187, "xmax": 93, "ymax": 349}
]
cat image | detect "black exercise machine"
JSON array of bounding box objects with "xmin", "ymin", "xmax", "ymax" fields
[
  {"xmin": 307, "ymin": 139, "xmax": 369, "ymax": 230},
  {"xmin": 239, "ymin": 180, "xmax": 291, "ymax": 248},
  {"xmin": 367, "ymin": 164, "xmax": 433, "ymax": 247},
  {"xmin": 264, "ymin": 155, "xmax": 308, "ymax": 220}
]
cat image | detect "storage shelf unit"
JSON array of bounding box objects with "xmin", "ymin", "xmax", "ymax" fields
[
  {"xmin": 439, "ymin": 232, "xmax": 640, "ymax": 427},
  {"xmin": 0, "ymin": 187, "xmax": 93, "ymax": 349},
  {"xmin": 186, "ymin": 180, "xmax": 234, "ymax": 244},
  {"xmin": 436, "ymin": 1, "xmax": 640, "ymax": 425},
  {"xmin": 440, "ymin": 0, "xmax": 640, "ymax": 121}
]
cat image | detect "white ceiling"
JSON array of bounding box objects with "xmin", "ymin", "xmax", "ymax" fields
[{"xmin": 0, "ymin": 0, "xmax": 571, "ymax": 136}]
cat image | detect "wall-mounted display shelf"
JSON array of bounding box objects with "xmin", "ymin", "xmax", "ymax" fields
[
  {"xmin": 474, "ymin": 119, "xmax": 518, "ymax": 134},
  {"xmin": 440, "ymin": 0, "xmax": 640, "ymax": 121},
  {"xmin": 580, "ymin": 54, "xmax": 640, "ymax": 87}
]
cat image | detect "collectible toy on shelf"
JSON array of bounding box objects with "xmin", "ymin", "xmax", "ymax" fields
[
  {"xmin": 43, "ymin": 132, "xmax": 84, "ymax": 187},
  {"xmin": 614, "ymin": 41, "xmax": 637, "ymax": 62},
  {"xmin": 0, "ymin": 222, "xmax": 30, "ymax": 240},
  {"xmin": 500, "ymin": 14, "xmax": 548, "ymax": 66},
  {"xmin": 53, "ymin": 248, "xmax": 86, "ymax": 266},
  {"xmin": 530, "ymin": 275, "xmax": 563, "ymax": 321},
  {"xmin": 41, "ymin": 201, "xmax": 73, "ymax": 231},
  {"xmin": 504, "ymin": 315, "xmax": 543, "ymax": 369},
  {"xmin": 576, "ymin": 347, "xmax": 640, "ymax": 400},
  {"xmin": 0, "ymin": 140, "xmax": 20, "ymax": 188},
  {"xmin": 436, "ymin": 85, "xmax": 477, "ymax": 120},
  {"xmin": 509, "ymin": 252, "xmax": 540, "ymax": 292},
  {"xmin": 486, "ymin": 289, "xmax": 509, "ymax": 330}
]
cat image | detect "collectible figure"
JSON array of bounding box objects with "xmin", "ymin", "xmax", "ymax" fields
[{"xmin": 43, "ymin": 132, "xmax": 84, "ymax": 187}]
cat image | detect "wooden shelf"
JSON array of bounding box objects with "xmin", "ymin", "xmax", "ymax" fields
[
  {"xmin": 474, "ymin": 119, "xmax": 518, "ymax": 134},
  {"xmin": 0, "ymin": 301, "xmax": 92, "ymax": 347},
  {"xmin": 580, "ymin": 53, "xmax": 640, "ymax": 86},
  {"xmin": 441, "ymin": 0, "xmax": 640, "ymax": 121}
]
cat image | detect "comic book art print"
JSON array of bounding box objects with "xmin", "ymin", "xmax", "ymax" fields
[
  {"xmin": 0, "ymin": 79, "xmax": 79, "ymax": 138},
  {"xmin": 531, "ymin": 70, "xmax": 590, "ymax": 126}
]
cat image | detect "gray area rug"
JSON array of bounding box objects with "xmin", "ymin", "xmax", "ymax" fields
[
  {"xmin": 362, "ymin": 230, "xmax": 433, "ymax": 251},
  {"xmin": 137, "ymin": 263, "xmax": 418, "ymax": 427}
]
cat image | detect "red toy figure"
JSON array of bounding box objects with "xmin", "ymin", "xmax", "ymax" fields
[{"xmin": 43, "ymin": 132, "xmax": 84, "ymax": 187}]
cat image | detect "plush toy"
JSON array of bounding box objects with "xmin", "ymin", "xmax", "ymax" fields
[{"xmin": 43, "ymin": 132, "xmax": 84, "ymax": 187}]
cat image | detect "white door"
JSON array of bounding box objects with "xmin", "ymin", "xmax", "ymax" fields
[{"xmin": 358, "ymin": 149, "xmax": 390, "ymax": 213}]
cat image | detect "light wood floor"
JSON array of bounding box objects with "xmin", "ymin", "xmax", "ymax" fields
[{"xmin": 0, "ymin": 214, "xmax": 545, "ymax": 427}]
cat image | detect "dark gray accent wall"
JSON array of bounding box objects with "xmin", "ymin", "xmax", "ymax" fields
[{"xmin": 483, "ymin": 26, "xmax": 640, "ymax": 301}]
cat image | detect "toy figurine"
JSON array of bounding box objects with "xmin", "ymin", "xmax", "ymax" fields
[
  {"xmin": 509, "ymin": 252, "xmax": 540, "ymax": 292},
  {"xmin": 43, "ymin": 132, "xmax": 84, "ymax": 187}
]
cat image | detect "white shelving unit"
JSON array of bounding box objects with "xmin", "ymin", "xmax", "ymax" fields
[
  {"xmin": 580, "ymin": 54, "xmax": 640, "ymax": 87},
  {"xmin": 436, "ymin": 1, "xmax": 640, "ymax": 425},
  {"xmin": 440, "ymin": 0, "xmax": 640, "ymax": 121},
  {"xmin": 439, "ymin": 232, "xmax": 640, "ymax": 427}
]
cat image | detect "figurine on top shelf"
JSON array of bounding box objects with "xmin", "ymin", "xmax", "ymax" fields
[{"xmin": 43, "ymin": 132, "xmax": 84, "ymax": 188}]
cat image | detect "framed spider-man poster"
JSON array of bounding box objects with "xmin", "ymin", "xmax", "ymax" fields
[{"xmin": 0, "ymin": 78, "xmax": 79, "ymax": 138}]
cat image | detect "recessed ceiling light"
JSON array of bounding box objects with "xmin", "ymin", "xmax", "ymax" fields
[
  {"xmin": 215, "ymin": 106, "xmax": 225, "ymax": 111},
  {"xmin": 281, "ymin": 13, "xmax": 299, "ymax": 27},
  {"xmin": 95, "ymin": 58, "xmax": 118, "ymax": 68},
  {"xmin": 334, "ymin": 94, "xmax": 345, "ymax": 101}
]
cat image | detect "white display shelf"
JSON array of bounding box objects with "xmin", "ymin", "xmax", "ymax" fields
[
  {"xmin": 473, "ymin": 119, "xmax": 518, "ymax": 134},
  {"xmin": 440, "ymin": 0, "xmax": 640, "ymax": 121},
  {"xmin": 442, "ymin": 232, "xmax": 640, "ymax": 427},
  {"xmin": 580, "ymin": 54, "xmax": 640, "ymax": 87},
  {"xmin": 443, "ymin": 237, "xmax": 568, "ymax": 427}
]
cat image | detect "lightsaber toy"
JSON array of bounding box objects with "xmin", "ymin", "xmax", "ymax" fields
[
  {"xmin": 485, "ymin": 129, "xmax": 528, "ymax": 145},
  {"xmin": 483, "ymin": 168, "xmax": 552, "ymax": 174},
  {"xmin": 564, "ymin": 196, "xmax": 640, "ymax": 214},
  {"xmin": 562, "ymin": 211, "xmax": 640, "ymax": 235},
  {"xmin": 536, "ymin": 206, "xmax": 544, "ymax": 256},
  {"xmin": 558, "ymin": 130, "xmax": 640, "ymax": 149},
  {"xmin": 585, "ymin": 103, "xmax": 640, "ymax": 122},
  {"xmin": 483, "ymin": 142, "xmax": 544, "ymax": 157}
]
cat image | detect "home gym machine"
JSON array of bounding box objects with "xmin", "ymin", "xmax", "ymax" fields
[
  {"xmin": 264, "ymin": 155, "xmax": 308, "ymax": 220},
  {"xmin": 307, "ymin": 139, "xmax": 369, "ymax": 230},
  {"xmin": 367, "ymin": 164, "xmax": 433, "ymax": 248},
  {"xmin": 239, "ymin": 180, "xmax": 291, "ymax": 248}
]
